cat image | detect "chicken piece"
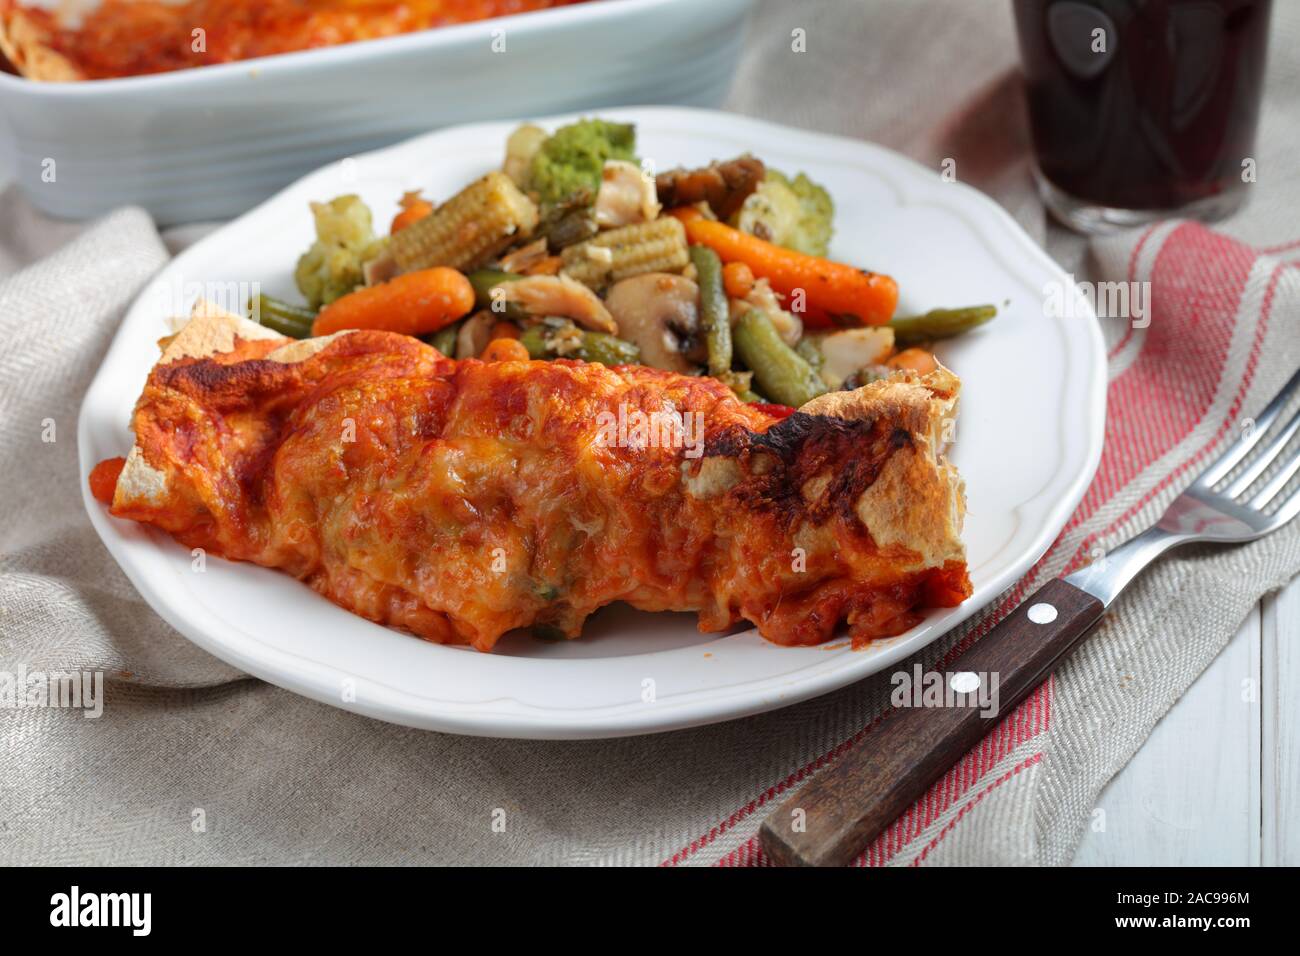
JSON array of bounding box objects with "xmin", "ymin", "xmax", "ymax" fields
[
  {"xmin": 97, "ymin": 309, "xmax": 971, "ymax": 652},
  {"xmin": 655, "ymin": 156, "xmax": 766, "ymax": 220},
  {"xmin": 498, "ymin": 273, "xmax": 617, "ymax": 333},
  {"xmin": 594, "ymin": 160, "xmax": 660, "ymax": 228}
]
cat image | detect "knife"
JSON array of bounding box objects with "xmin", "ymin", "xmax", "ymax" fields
[{"xmin": 759, "ymin": 368, "xmax": 1300, "ymax": 867}]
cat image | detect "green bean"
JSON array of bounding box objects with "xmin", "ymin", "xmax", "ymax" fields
[
  {"xmin": 520, "ymin": 321, "xmax": 641, "ymax": 367},
  {"xmin": 733, "ymin": 310, "xmax": 826, "ymax": 408},
  {"xmin": 889, "ymin": 304, "xmax": 996, "ymax": 347},
  {"xmin": 715, "ymin": 369, "xmax": 757, "ymax": 402},
  {"xmin": 794, "ymin": 337, "xmax": 824, "ymax": 370},
  {"xmin": 519, "ymin": 324, "xmax": 550, "ymax": 360},
  {"xmin": 690, "ymin": 245, "xmax": 732, "ymax": 377},
  {"xmin": 575, "ymin": 332, "xmax": 641, "ymax": 366},
  {"xmin": 467, "ymin": 269, "xmax": 529, "ymax": 321},
  {"xmin": 249, "ymin": 294, "xmax": 314, "ymax": 339},
  {"xmin": 426, "ymin": 321, "xmax": 461, "ymax": 356}
]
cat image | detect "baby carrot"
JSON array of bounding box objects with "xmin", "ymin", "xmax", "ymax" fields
[
  {"xmin": 482, "ymin": 338, "xmax": 531, "ymax": 362},
  {"xmin": 312, "ymin": 268, "xmax": 475, "ymax": 337},
  {"xmin": 669, "ymin": 208, "xmax": 898, "ymax": 328},
  {"xmin": 888, "ymin": 347, "xmax": 939, "ymax": 374},
  {"xmin": 391, "ymin": 192, "xmax": 434, "ymax": 233},
  {"xmin": 89, "ymin": 457, "xmax": 126, "ymax": 505},
  {"xmin": 722, "ymin": 260, "xmax": 755, "ymax": 299}
]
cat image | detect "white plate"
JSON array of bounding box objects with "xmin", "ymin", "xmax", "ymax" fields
[{"xmin": 78, "ymin": 107, "xmax": 1106, "ymax": 739}]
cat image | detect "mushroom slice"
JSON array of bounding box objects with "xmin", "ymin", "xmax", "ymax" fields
[
  {"xmin": 604, "ymin": 273, "xmax": 704, "ymax": 373},
  {"xmin": 499, "ymin": 274, "xmax": 616, "ymax": 334}
]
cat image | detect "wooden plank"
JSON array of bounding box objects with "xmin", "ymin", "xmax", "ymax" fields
[
  {"xmin": 1263, "ymin": 576, "xmax": 1300, "ymax": 866},
  {"xmin": 1073, "ymin": 606, "xmax": 1261, "ymax": 865}
]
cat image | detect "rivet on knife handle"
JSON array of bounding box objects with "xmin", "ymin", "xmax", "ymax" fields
[{"xmin": 758, "ymin": 578, "xmax": 1104, "ymax": 867}]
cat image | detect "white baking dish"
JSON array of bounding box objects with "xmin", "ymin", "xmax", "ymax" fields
[{"xmin": 0, "ymin": 0, "xmax": 754, "ymax": 224}]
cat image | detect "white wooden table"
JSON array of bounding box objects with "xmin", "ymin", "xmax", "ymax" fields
[
  {"xmin": 1073, "ymin": 577, "xmax": 1300, "ymax": 865},
  {"xmin": 1, "ymin": 166, "xmax": 1295, "ymax": 866}
]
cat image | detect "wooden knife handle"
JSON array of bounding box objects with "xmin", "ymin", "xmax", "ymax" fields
[{"xmin": 758, "ymin": 578, "xmax": 1105, "ymax": 867}]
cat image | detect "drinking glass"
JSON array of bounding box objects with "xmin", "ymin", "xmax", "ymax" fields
[{"xmin": 1013, "ymin": 0, "xmax": 1272, "ymax": 233}]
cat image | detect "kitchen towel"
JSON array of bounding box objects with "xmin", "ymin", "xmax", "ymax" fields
[{"xmin": 1, "ymin": 0, "xmax": 1298, "ymax": 865}]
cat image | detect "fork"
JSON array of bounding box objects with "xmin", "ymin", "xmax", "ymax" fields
[{"xmin": 759, "ymin": 368, "xmax": 1300, "ymax": 867}]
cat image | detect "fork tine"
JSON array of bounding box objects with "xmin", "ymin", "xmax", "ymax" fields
[
  {"xmin": 1198, "ymin": 367, "xmax": 1300, "ymax": 490},
  {"xmin": 1248, "ymin": 438, "xmax": 1300, "ymax": 508},
  {"xmin": 1269, "ymin": 485, "xmax": 1300, "ymax": 530},
  {"xmin": 1223, "ymin": 406, "xmax": 1300, "ymax": 498}
]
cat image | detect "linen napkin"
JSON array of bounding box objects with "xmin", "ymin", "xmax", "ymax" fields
[{"xmin": 2, "ymin": 0, "xmax": 1298, "ymax": 866}]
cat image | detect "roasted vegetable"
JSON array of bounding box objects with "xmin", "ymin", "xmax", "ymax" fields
[
  {"xmin": 384, "ymin": 171, "xmax": 539, "ymax": 275},
  {"xmin": 736, "ymin": 277, "xmax": 802, "ymax": 346},
  {"xmin": 888, "ymin": 347, "xmax": 939, "ymax": 374},
  {"xmin": 605, "ymin": 273, "xmax": 703, "ymax": 373},
  {"xmin": 391, "ymin": 191, "xmax": 434, "ymax": 233},
  {"xmin": 656, "ymin": 156, "xmax": 766, "ymax": 220},
  {"xmin": 732, "ymin": 169, "xmax": 834, "ymax": 257},
  {"xmin": 805, "ymin": 327, "xmax": 896, "ymax": 389},
  {"xmin": 426, "ymin": 321, "xmax": 461, "ymax": 356},
  {"xmin": 561, "ymin": 216, "xmax": 690, "ymax": 289},
  {"xmin": 294, "ymin": 195, "xmax": 382, "ymax": 310},
  {"xmin": 312, "ymin": 268, "xmax": 475, "ymax": 337},
  {"xmin": 520, "ymin": 318, "xmax": 642, "ymax": 366},
  {"xmin": 482, "ymin": 337, "xmax": 532, "ymax": 363},
  {"xmin": 528, "ymin": 119, "xmax": 637, "ymax": 206},
  {"xmin": 889, "ymin": 305, "xmax": 997, "ymax": 347},
  {"xmin": 690, "ymin": 245, "xmax": 732, "ymax": 376},
  {"xmin": 467, "ymin": 269, "xmax": 527, "ymax": 320},
  {"xmin": 722, "ymin": 260, "xmax": 755, "ymax": 299},
  {"xmin": 794, "ymin": 337, "xmax": 824, "ymax": 370},
  {"xmin": 670, "ymin": 208, "xmax": 897, "ymax": 327},
  {"xmin": 249, "ymin": 294, "xmax": 315, "ymax": 339},
  {"xmin": 503, "ymin": 123, "xmax": 548, "ymax": 187},
  {"xmin": 733, "ymin": 309, "xmax": 827, "ymax": 408},
  {"xmin": 536, "ymin": 188, "xmax": 599, "ymax": 251}
]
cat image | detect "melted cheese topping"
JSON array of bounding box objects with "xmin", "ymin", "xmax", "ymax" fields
[{"xmin": 107, "ymin": 330, "xmax": 970, "ymax": 652}]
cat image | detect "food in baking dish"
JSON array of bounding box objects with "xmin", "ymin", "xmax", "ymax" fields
[{"xmin": 0, "ymin": 0, "xmax": 588, "ymax": 81}]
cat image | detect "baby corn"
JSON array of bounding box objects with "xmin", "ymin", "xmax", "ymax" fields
[
  {"xmin": 388, "ymin": 171, "xmax": 539, "ymax": 274},
  {"xmin": 560, "ymin": 217, "xmax": 689, "ymax": 289}
]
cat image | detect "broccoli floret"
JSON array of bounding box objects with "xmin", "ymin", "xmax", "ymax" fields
[
  {"xmin": 732, "ymin": 169, "xmax": 834, "ymax": 257},
  {"xmin": 527, "ymin": 119, "xmax": 637, "ymax": 206},
  {"xmin": 293, "ymin": 195, "xmax": 382, "ymax": 310}
]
